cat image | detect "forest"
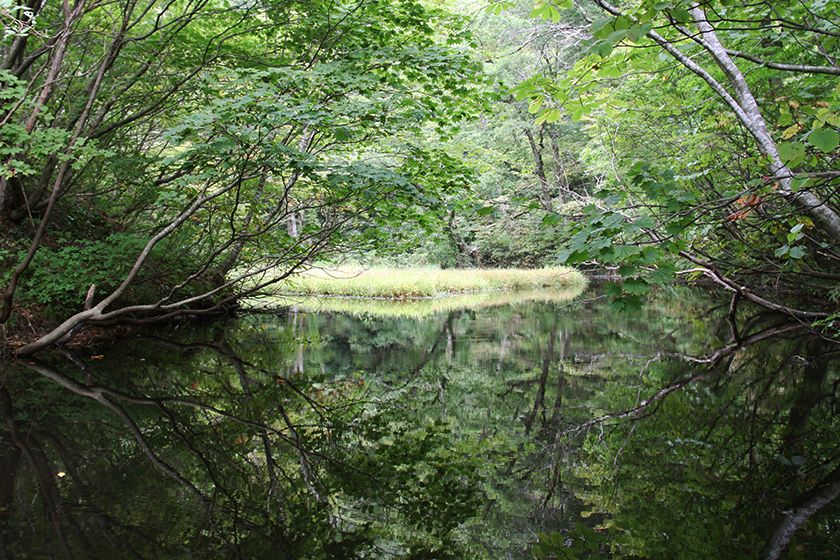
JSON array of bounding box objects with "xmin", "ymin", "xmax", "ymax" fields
[{"xmin": 0, "ymin": 0, "xmax": 838, "ymax": 558}]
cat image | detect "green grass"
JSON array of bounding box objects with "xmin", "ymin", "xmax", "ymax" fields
[
  {"xmin": 256, "ymin": 287, "xmax": 585, "ymax": 319},
  {"xmin": 274, "ymin": 266, "xmax": 586, "ymax": 299}
]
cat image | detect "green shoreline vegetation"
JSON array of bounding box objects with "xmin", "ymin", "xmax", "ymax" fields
[
  {"xmin": 1, "ymin": 0, "xmax": 838, "ymax": 556},
  {"xmin": 273, "ymin": 266, "xmax": 586, "ymax": 299},
  {"xmin": 2, "ymin": 0, "xmax": 838, "ymax": 355}
]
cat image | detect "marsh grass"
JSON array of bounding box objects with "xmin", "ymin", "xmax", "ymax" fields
[
  {"xmin": 275, "ymin": 266, "xmax": 586, "ymax": 299},
  {"xmin": 258, "ymin": 287, "xmax": 585, "ymax": 319}
]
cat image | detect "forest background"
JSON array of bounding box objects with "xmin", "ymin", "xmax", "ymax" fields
[{"xmin": 1, "ymin": 0, "xmax": 838, "ymax": 353}]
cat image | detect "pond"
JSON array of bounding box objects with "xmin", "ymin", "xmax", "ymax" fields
[{"xmin": 1, "ymin": 285, "xmax": 838, "ymax": 558}]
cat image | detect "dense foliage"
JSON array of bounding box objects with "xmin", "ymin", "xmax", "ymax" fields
[
  {"xmin": 465, "ymin": 0, "xmax": 840, "ymax": 317},
  {"xmin": 0, "ymin": 0, "xmax": 482, "ymax": 351},
  {"xmin": 2, "ymin": 0, "xmax": 838, "ymax": 351},
  {"xmin": 2, "ymin": 2, "xmax": 839, "ymax": 558}
]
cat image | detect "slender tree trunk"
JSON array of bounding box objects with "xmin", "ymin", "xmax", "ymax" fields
[
  {"xmin": 524, "ymin": 127, "xmax": 553, "ymax": 212},
  {"xmin": 1, "ymin": 0, "xmax": 139, "ymax": 323},
  {"xmin": 687, "ymin": 4, "xmax": 840, "ymax": 242},
  {"xmin": 591, "ymin": 0, "xmax": 840, "ymax": 242},
  {"xmin": 215, "ymin": 172, "xmax": 268, "ymax": 279},
  {"xmin": 548, "ymin": 128, "xmax": 568, "ymax": 203},
  {"xmin": 287, "ymin": 211, "xmax": 299, "ymax": 238},
  {"xmin": 0, "ymin": 1, "xmax": 83, "ymax": 224}
]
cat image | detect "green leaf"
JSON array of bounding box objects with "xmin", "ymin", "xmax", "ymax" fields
[
  {"xmin": 591, "ymin": 16, "xmax": 614, "ymax": 36},
  {"xmin": 791, "ymin": 176, "xmax": 811, "ymax": 192},
  {"xmin": 622, "ymin": 278, "xmax": 650, "ymax": 295},
  {"xmin": 671, "ymin": 7, "xmax": 691, "ymax": 23},
  {"xmin": 604, "ymin": 29, "xmax": 628, "ymax": 47},
  {"xmin": 788, "ymin": 245, "xmax": 806, "ymax": 259},
  {"xmin": 627, "ymin": 24, "xmax": 652, "ymax": 42},
  {"xmin": 542, "ymin": 213, "xmax": 561, "ymax": 226},
  {"xmin": 807, "ymin": 127, "xmax": 839, "ymax": 153},
  {"xmin": 535, "ymin": 107, "xmax": 562, "ymax": 125},
  {"xmin": 611, "ymin": 244, "xmax": 642, "ymax": 260},
  {"xmin": 777, "ymin": 142, "xmax": 806, "ymax": 166}
]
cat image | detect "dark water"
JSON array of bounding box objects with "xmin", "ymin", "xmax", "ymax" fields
[{"xmin": 1, "ymin": 286, "xmax": 838, "ymax": 559}]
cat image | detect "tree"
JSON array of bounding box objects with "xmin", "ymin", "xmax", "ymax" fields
[
  {"xmin": 511, "ymin": 0, "xmax": 840, "ymax": 317},
  {"xmin": 0, "ymin": 0, "xmax": 482, "ymax": 354}
]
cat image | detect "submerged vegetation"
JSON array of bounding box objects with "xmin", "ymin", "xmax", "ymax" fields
[{"xmin": 274, "ymin": 266, "xmax": 586, "ymax": 299}]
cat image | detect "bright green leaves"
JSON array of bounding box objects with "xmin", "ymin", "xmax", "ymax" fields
[
  {"xmin": 808, "ymin": 127, "xmax": 839, "ymax": 153},
  {"xmin": 545, "ymin": 161, "xmax": 725, "ymax": 309},
  {"xmin": 551, "ymin": 197, "xmax": 675, "ymax": 310},
  {"xmin": 535, "ymin": 107, "xmax": 563, "ymax": 125},
  {"xmin": 775, "ymin": 223, "xmax": 808, "ymax": 261},
  {"xmin": 588, "ymin": 10, "xmax": 654, "ymax": 57},
  {"xmin": 778, "ymin": 141, "xmax": 806, "ymax": 166},
  {"xmin": 611, "ymin": 243, "xmax": 644, "ymax": 260},
  {"xmin": 0, "ymin": 71, "xmax": 68, "ymax": 179},
  {"xmin": 507, "ymin": 0, "xmax": 839, "ymax": 309},
  {"xmin": 0, "ymin": 70, "xmax": 25, "ymax": 103},
  {"xmin": 774, "ymin": 91, "xmax": 840, "ymax": 170},
  {"xmin": 530, "ymin": 0, "xmax": 572, "ymax": 22},
  {"xmin": 512, "ymin": 75, "xmax": 563, "ymax": 105},
  {"xmin": 511, "ymin": 74, "xmax": 570, "ymax": 124},
  {"xmin": 528, "ymin": 95, "xmax": 543, "ymax": 114},
  {"xmin": 669, "ymin": 6, "xmax": 691, "ymax": 23},
  {"xmin": 632, "ymin": 163, "xmax": 697, "ymax": 210},
  {"xmin": 778, "ymin": 125, "xmax": 837, "ymax": 164},
  {"xmin": 774, "ymin": 244, "xmax": 806, "ymax": 259},
  {"xmin": 627, "ymin": 22, "xmax": 653, "ymax": 42},
  {"xmin": 590, "ymin": 15, "xmax": 632, "ymax": 58},
  {"xmin": 486, "ymin": 1, "xmax": 515, "ymax": 15}
]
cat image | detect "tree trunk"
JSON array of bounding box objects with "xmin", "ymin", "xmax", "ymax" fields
[
  {"xmin": 524, "ymin": 126, "xmax": 553, "ymax": 212},
  {"xmin": 687, "ymin": 4, "xmax": 840, "ymax": 243},
  {"xmin": 591, "ymin": 0, "xmax": 840, "ymax": 243},
  {"xmin": 548, "ymin": 127, "xmax": 569, "ymax": 203}
]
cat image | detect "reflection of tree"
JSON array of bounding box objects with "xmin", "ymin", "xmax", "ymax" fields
[
  {"xmin": 763, "ymin": 464, "xmax": 840, "ymax": 560},
  {"xmin": 762, "ymin": 341, "xmax": 839, "ymax": 560},
  {"xmin": 532, "ymin": 310, "xmax": 839, "ymax": 559},
  {"xmin": 1, "ymin": 326, "xmax": 485, "ymax": 558},
  {"xmin": 3, "ymin": 291, "xmax": 838, "ymax": 558},
  {"xmin": 26, "ymin": 360, "xmax": 210, "ymax": 501}
]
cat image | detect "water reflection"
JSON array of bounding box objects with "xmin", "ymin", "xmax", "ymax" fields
[{"xmin": 1, "ymin": 287, "xmax": 837, "ymax": 558}]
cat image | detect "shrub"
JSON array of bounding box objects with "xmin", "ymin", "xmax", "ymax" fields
[{"xmin": 10, "ymin": 233, "xmax": 210, "ymax": 315}]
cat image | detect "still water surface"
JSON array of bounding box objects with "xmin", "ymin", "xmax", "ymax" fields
[{"xmin": 2, "ymin": 286, "xmax": 838, "ymax": 558}]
